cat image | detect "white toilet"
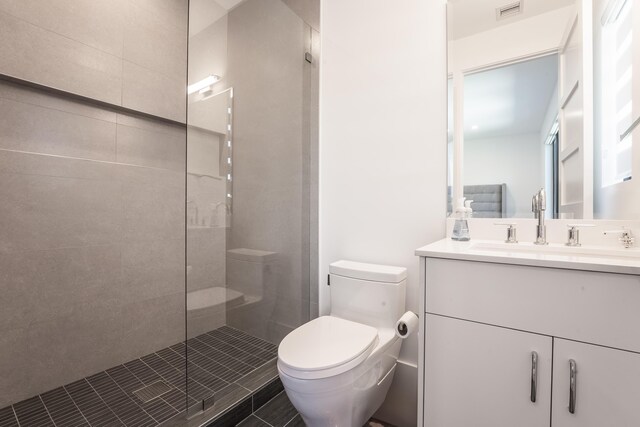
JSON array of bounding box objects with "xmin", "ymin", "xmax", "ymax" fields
[{"xmin": 277, "ymin": 260, "xmax": 408, "ymax": 427}]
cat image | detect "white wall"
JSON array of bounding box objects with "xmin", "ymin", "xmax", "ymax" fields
[
  {"xmin": 320, "ymin": 1, "xmax": 447, "ymax": 425},
  {"xmin": 465, "ymin": 133, "xmax": 544, "ymax": 217}
]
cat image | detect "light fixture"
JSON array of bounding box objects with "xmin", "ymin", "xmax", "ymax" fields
[
  {"xmin": 471, "ymin": 125, "xmax": 479, "ymax": 130},
  {"xmin": 188, "ymin": 75, "xmax": 221, "ymax": 94}
]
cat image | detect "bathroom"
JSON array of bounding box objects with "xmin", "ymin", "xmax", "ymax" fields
[{"xmin": 0, "ymin": 0, "xmax": 638, "ymax": 426}]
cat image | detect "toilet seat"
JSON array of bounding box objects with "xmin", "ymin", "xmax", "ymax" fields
[{"xmin": 278, "ymin": 316, "xmax": 378, "ymax": 380}]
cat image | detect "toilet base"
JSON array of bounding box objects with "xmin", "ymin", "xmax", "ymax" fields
[{"xmin": 278, "ymin": 339, "xmax": 400, "ymax": 427}]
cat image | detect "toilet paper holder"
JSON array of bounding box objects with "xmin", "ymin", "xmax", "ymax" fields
[{"xmin": 395, "ymin": 311, "xmax": 419, "ymax": 339}]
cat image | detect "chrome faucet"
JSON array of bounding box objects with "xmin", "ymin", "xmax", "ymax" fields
[
  {"xmin": 532, "ymin": 188, "xmax": 547, "ymax": 245},
  {"xmin": 604, "ymin": 228, "xmax": 635, "ymax": 248}
]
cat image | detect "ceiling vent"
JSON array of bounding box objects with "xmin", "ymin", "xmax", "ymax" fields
[{"xmin": 496, "ymin": 1, "xmax": 523, "ymax": 20}]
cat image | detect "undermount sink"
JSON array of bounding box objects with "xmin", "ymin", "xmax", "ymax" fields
[{"xmin": 469, "ymin": 241, "xmax": 640, "ymax": 260}]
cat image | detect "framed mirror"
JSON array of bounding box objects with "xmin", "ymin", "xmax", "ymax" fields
[{"xmin": 447, "ymin": 0, "xmax": 639, "ymax": 220}]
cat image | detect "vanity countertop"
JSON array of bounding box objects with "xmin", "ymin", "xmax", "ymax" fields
[{"xmin": 416, "ymin": 238, "xmax": 640, "ymax": 276}]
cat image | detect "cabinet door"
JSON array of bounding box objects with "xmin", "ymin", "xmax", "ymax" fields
[
  {"xmin": 552, "ymin": 339, "xmax": 640, "ymax": 427},
  {"xmin": 425, "ymin": 314, "xmax": 552, "ymax": 427}
]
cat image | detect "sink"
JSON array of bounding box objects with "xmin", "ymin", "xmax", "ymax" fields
[{"xmin": 469, "ymin": 241, "xmax": 640, "ymax": 260}]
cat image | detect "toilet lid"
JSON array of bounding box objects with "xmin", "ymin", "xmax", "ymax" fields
[{"xmin": 278, "ymin": 316, "xmax": 378, "ymax": 380}]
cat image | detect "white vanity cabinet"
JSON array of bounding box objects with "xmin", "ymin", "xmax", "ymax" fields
[
  {"xmin": 417, "ymin": 250, "xmax": 640, "ymax": 427},
  {"xmin": 552, "ymin": 339, "xmax": 640, "ymax": 427},
  {"xmin": 425, "ymin": 315, "xmax": 552, "ymax": 427}
]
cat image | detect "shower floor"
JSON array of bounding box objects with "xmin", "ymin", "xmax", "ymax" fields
[{"xmin": 0, "ymin": 326, "xmax": 277, "ymax": 427}]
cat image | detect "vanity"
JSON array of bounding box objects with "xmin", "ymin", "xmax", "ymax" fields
[
  {"xmin": 424, "ymin": 0, "xmax": 640, "ymax": 423},
  {"xmin": 416, "ymin": 238, "xmax": 640, "ymax": 427}
]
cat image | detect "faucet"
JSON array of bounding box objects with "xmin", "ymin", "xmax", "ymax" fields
[
  {"xmin": 604, "ymin": 228, "xmax": 635, "ymax": 248},
  {"xmin": 532, "ymin": 188, "xmax": 547, "ymax": 245}
]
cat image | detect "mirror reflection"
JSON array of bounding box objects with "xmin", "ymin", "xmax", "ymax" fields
[{"xmin": 447, "ymin": 0, "xmax": 640, "ymax": 220}]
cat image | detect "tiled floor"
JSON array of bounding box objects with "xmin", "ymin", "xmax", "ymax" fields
[
  {"xmin": 235, "ymin": 391, "xmax": 396, "ymax": 427},
  {"xmin": 0, "ymin": 326, "xmax": 278, "ymax": 427}
]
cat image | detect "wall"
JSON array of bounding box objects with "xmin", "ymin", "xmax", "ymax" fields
[
  {"xmin": 320, "ymin": 1, "xmax": 447, "ymax": 425},
  {"xmin": 465, "ymin": 133, "xmax": 544, "ymax": 217},
  {"xmin": 0, "ymin": 0, "xmax": 188, "ymax": 407}
]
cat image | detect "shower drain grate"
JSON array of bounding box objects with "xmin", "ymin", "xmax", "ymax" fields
[{"xmin": 132, "ymin": 381, "xmax": 173, "ymax": 403}]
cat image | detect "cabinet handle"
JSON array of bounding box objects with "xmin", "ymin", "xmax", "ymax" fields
[
  {"xmin": 530, "ymin": 351, "xmax": 538, "ymax": 403},
  {"xmin": 569, "ymin": 359, "xmax": 577, "ymax": 414}
]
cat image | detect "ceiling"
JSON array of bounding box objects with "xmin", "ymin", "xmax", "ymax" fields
[
  {"xmin": 189, "ymin": 0, "xmax": 319, "ymax": 37},
  {"xmin": 463, "ymin": 54, "xmax": 558, "ymax": 140},
  {"xmin": 188, "ymin": 0, "xmax": 244, "ymax": 37},
  {"xmin": 448, "ymin": 0, "xmax": 575, "ymax": 40}
]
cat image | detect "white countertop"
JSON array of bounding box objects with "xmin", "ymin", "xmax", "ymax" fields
[{"xmin": 416, "ymin": 238, "xmax": 640, "ymax": 276}]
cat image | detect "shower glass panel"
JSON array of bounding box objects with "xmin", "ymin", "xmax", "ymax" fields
[
  {"xmin": 185, "ymin": 0, "xmax": 319, "ymax": 417},
  {"xmin": 0, "ymin": 1, "xmax": 190, "ymax": 425}
]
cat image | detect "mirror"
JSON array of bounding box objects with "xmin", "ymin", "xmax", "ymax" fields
[{"xmin": 447, "ymin": 0, "xmax": 640, "ymax": 220}]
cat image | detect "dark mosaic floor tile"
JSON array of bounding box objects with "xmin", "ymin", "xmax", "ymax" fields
[
  {"xmin": 65, "ymin": 380, "xmax": 125, "ymax": 427},
  {"xmin": 187, "ymin": 349, "xmax": 241, "ymax": 383},
  {"xmin": 86, "ymin": 371, "xmax": 156, "ymax": 427},
  {"xmin": 254, "ymin": 391, "xmax": 298, "ymax": 427},
  {"xmin": 207, "ymin": 331, "xmax": 274, "ymax": 362},
  {"xmin": 141, "ymin": 398, "xmax": 178, "ymax": 424},
  {"xmin": 13, "ymin": 396, "xmax": 55, "ymax": 427},
  {"xmin": 124, "ymin": 360, "xmax": 164, "ymax": 386},
  {"xmin": 41, "ymin": 387, "xmax": 89, "ymax": 427},
  {"xmin": 3, "ymin": 326, "xmax": 283, "ymax": 427},
  {"xmin": 0, "ymin": 406, "xmax": 19, "ymax": 427},
  {"xmin": 159, "ymin": 387, "xmax": 189, "ymax": 411},
  {"xmin": 252, "ymin": 379, "xmax": 284, "ymax": 412},
  {"xmin": 284, "ymin": 414, "xmax": 306, "ymax": 427},
  {"xmin": 107, "ymin": 365, "xmax": 146, "ymax": 395},
  {"xmin": 140, "ymin": 354, "xmax": 185, "ymax": 389},
  {"xmin": 237, "ymin": 414, "xmax": 271, "ymax": 427},
  {"xmin": 192, "ymin": 336, "xmax": 254, "ymax": 375},
  {"xmin": 235, "ymin": 360, "xmax": 278, "ymax": 392}
]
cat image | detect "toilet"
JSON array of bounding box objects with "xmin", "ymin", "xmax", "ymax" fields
[{"xmin": 277, "ymin": 260, "xmax": 408, "ymax": 427}]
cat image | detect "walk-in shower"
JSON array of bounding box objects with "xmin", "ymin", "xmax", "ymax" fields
[{"xmin": 0, "ymin": 0, "xmax": 318, "ymax": 425}]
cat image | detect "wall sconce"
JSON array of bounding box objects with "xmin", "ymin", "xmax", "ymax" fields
[{"xmin": 188, "ymin": 74, "xmax": 221, "ymax": 94}]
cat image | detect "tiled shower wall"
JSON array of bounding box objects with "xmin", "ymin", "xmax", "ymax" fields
[{"xmin": 0, "ymin": 0, "xmax": 188, "ymax": 408}]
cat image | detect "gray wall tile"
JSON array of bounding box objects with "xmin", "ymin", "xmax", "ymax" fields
[
  {"xmin": 0, "ymin": 11, "xmax": 123, "ymax": 104},
  {"xmin": 25, "ymin": 299, "xmax": 126, "ymax": 403},
  {"xmin": 0, "ymin": 80, "xmax": 117, "ymax": 123},
  {"xmin": 0, "ymin": 245, "xmax": 122, "ymax": 332},
  {"xmin": 134, "ymin": 0, "xmax": 189, "ymax": 35},
  {"xmin": 120, "ymin": 293, "xmax": 186, "ymax": 362},
  {"xmin": 0, "ymin": 172, "xmax": 123, "ymax": 253},
  {"xmin": 0, "ymin": 97, "xmax": 117, "ymax": 161},
  {"xmin": 0, "ymin": 0, "xmax": 126, "ymax": 57},
  {"xmin": 122, "ymin": 61, "xmax": 187, "ymax": 123},
  {"xmin": 0, "ymin": 327, "xmax": 30, "ymax": 408},
  {"xmin": 124, "ymin": 2, "xmax": 187, "ymax": 81},
  {"xmin": 116, "ymin": 119, "xmax": 186, "ymax": 171},
  {"xmin": 120, "ymin": 164, "xmax": 185, "ymax": 243},
  {"xmin": 121, "ymin": 238, "xmax": 185, "ymax": 302}
]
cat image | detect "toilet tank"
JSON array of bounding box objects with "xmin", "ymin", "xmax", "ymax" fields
[{"xmin": 329, "ymin": 260, "xmax": 407, "ymax": 329}]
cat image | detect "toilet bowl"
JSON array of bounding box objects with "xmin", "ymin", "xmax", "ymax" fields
[{"xmin": 277, "ymin": 260, "xmax": 408, "ymax": 427}]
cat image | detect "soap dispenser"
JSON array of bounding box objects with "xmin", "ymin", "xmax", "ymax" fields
[{"xmin": 452, "ymin": 198, "xmax": 472, "ymax": 241}]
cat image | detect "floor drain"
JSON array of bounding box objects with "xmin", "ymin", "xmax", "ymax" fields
[{"xmin": 133, "ymin": 381, "xmax": 173, "ymax": 403}]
